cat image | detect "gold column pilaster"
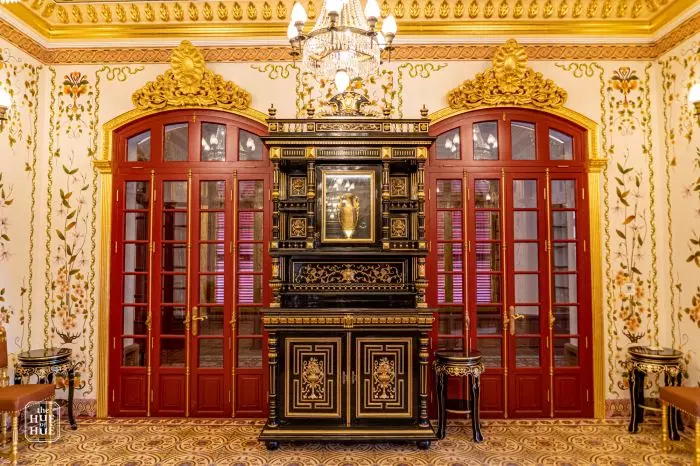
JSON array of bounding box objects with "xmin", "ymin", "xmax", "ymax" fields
[{"xmin": 96, "ymin": 162, "xmax": 112, "ymax": 419}]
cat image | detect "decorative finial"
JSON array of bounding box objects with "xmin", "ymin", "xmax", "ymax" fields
[
  {"xmin": 382, "ymin": 105, "xmax": 391, "ymax": 118},
  {"xmin": 268, "ymin": 103, "xmax": 277, "ymax": 118},
  {"xmin": 420, "ymin": 105, "xmax": 429, "ymax": 118},
  {"xmin": 307, "ymin": 102, "xmax": 315, "ymax": 118}
]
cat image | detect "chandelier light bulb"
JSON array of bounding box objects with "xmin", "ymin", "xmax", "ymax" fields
[
  {"xmin": 287, "ymin": 21, "xmax": 298, "ymax": 40},
  {"xmin": 381, "ymin": 14, "xmax": 397, "ymax": 37},
  {"xmin": 689, "ymin": 83, "xmax": 700, "ymax": 105},
  {"xmin": 291, "ymin": 2, "xmax": 308, "ymax": 23},
  {"xmin": 377, "ymin": 32, "xmax": 386, "ymax": 50},
  {"xmin": 326, "ymin": 0, "xmax": 343, "ymax": 16},
  {"xmin": 335, "ymin": 70, "xmax": 351, "ymax": 93},
  {"xmin": 364, "ymin": 0, "xmax": 380, "ymax": 20},
  {"xmin": 0, "ymin": 87, "xmax": 11, "ymax": 109}
]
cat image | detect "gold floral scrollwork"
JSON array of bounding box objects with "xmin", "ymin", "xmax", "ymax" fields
[
  {"xmin": 290, "ymin": 218, "xmax": 307, "ymax": 238},
  {"xmin": 447, "ymin": 39, "xmax": 567, "ymax": 110},
  {"xmin": 373, "ymin": 357, "xmax": 396, "ymax": 400},
  {"xmin": 132, "ymin": 40, "xmax": 252, "ymax": 111},
  {"xmin": 301, "ymin": 357, "xmax": 325, "ymax": 400}
]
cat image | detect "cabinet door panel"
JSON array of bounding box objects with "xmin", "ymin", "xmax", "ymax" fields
[
  {"xmin": 284, "ymin": 337, "xmax": 343, "ymax": 419},
  {"xmin": 355, "ymin": 337, "xmax": 413, "ymax": 419}
]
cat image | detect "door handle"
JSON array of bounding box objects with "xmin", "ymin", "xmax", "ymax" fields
[
  {"xmin": 191, "ymin": 306, "xmax": 208, "ymax": 336},
  {"xmin": 509, "ymin": 305, "xmax": 524, "ymax": 336}
]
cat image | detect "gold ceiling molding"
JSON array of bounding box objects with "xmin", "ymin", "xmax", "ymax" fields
[
  {"xmin": 1, "ymin": 0, "xmax": 696, "ymax": 40},
  {"xmin": 447, "ymin": 39, "xmax": 568, "ymax": 109},
  {"xmin": 132, "ymin": 40, "xmax": 252, "ymax": 110},
  {"xmin": 0, "ymin": 11, "xmax": 698, "ymax": 64}
]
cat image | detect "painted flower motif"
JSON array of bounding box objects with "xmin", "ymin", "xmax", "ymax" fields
[
  {"xmin": 610, "ymin": 67, "xmax": 639, "ymax": 105},
  {"xmin": 625, "ymin": 315, "xmax": 640, "ymax": 332},
  {"xmin": 62, "ymin": 72, "xmax": 89, "ymax": 112},
  {"xmin": 614, "ymin": 270, "xmax": 627, "ymax": 286}
]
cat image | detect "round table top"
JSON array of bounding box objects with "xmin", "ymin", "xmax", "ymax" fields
[
  {"xmin": 627, "ymin": 345, "xmax": 683, "ymax": 361},
  {"xmin": 435, "ymin": 350, "xmax": 482, "ymax": 365},
  {"xmin": 16, "ymin": 347, "xmax": 71, "ymax": 364}
]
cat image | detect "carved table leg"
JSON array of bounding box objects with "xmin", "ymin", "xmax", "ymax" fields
[
  {"xmin": 436, "ymin": 368, "xmax": 447, "ymax": 440},
  {"xmin": 675, "ymin": 372, "xmax": 684, "ymax": 433},
  {"xmin": 628, "ymin": 368, "xmax": 638, "ymax": 433},
  {"xmin": 68, "ymin": 367, "xmax": 77, "ymax": 430},
  {"xmin": 635, "ymin": 369, "xmax": 646, "ymax": 425},
  {"xmin": 469, "ymin": 373, "xmax": 483, "ymax": 443}
]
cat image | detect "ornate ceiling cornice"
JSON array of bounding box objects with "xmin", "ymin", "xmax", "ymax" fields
[{"xmin": 0, "ymin": 9, "xmax": 697, "ymax": 64}]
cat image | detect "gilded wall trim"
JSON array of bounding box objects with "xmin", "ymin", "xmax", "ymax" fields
[{"xmin": 0, "ymin": 12, "xmax": 698, "ymax": 64}]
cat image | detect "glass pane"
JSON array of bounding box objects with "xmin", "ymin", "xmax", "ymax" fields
[
  {"xmin": 163, "ymin": 181, "xmax": 187, "ymax": 209},
  {"xmin": 436, "ymin": 180, "xmax": 462, "ymax": 208},
  {"xmin": 238, "ymin": 275, "xmax": 263, "ymax": 304},
  {"xmin": 123, "ymin": 274, "xmax": 148, "ymax": 303},
  {"xmin": 199, "ymin": 307, "xmax": 224, "ymax": 335},
  {"xmin": 554, "ymin": 337, "xmax": 579, "ymax": 367},
  {"xmin": 122, "ymin": 306, "xmax": 148, "ymax": 335},
  {"xmin": 239, "ymin": 130, "xmax": 263, "ymax": 161},
  {"xmin": 476, "ymin": 338, "xmax": 501, "ymax": 367},
  {"xmin": 435, "ymin": 128, "xmax": 461, "ymax": 160},
  {"xmin": 124, "ymin": 243, "xmax": 148, "ymax": 273},
  {"xmin": 513, "ymin": 180, "xmax": 537, "ymax": 208},
  {"xmin": 514, "ymin": 243, "xmax": 538, "ymax": 271},
  {"xmin": 200, "ymin": 275, "xmax": 225, "ymax": 304},
  {"xmin": 164, "ymin": 123, "xmax": 188, "ymax": 161},
  {"xmin": 160, "ymin": 338, "xmax": 185, "ymax": 367},
  {"xmin": 511, "ymin": 122, "xmax": 535, "ymax": 160},
  {"xmin": 238, "ymin": 338, "xmax": 262, "ymax": 368},
  {"xmin": 201, "ymin": 123, "xmax": 226, "ymax": 161},
  {"xmin": 200, "ymin": 212, "xmax": 225, "ymax": 241},
  {"xmin": 437, "ymin": 211, "xmax": 463, "ymax": 241},
  {"xmin": 475, "ymin": 274, "xmax": 501, "ymax": 303},
  {"xmin": 162, "ymin": 212, "xmax": 187, "ymax": 241},
  {"xmin": 513, "ymin": 211, "xmax": 538, "ymax": 240},
  {"xmin": 239, "ymin": 181, "xmax": 264, "ymax": 209},
  {"xmin": 200, "ymin": 181, "xmax": 226, "ymax": 210},
  {"xmin": 161, "ymin": 244, "xmax": 187, "ymax": 272},
  {"xmin": 554, "ymin": 305, "xmax": 578, "ymax": 335},
  {"xmin": 161, "ymin": 274, "xmax": 186, "ymax": 303},
  {"xmin": 160, "ymin": 306, "xmax": 186, "ymax": 335},
  {"xmin": 554, "ymin": 274, "xmax": 578, "ymax": 303},
  {"xmin": 199, "ymin": 244, "xmax": 225, "ymax": 273},
  {"xmin": 515, "ymin": 306, "xmax": 540, "ymax": 334},
  {"xmin": 551, "ymin": 180, "xmax": 576, "ymax": 208},
  {"xmin": 127, "ymin": 131, "xmax": 151, "ymax": 162},
  {"xmin": 124, "ymin": 212, "xmax": 149, "ymax": 240},
  {"xmin": 125, "ymin": 181, "xmax": 150, "ymax": 209},
  {"xmin": 238, "ymin": 307, "xmax": 262, "ymax": 336},
  {"xmin": 549, "ymin": 129, "xmax": 573, "ymax": 160},
  {"xmin": 438, "ymin": 274, "xmax": 463, "ymax": 304},
  {"xmin": 239, "ymin": 244, "xmax": 263, "ymax": 273},
  {"xmin": 122, "ymin": 338, "xmax": 146, "ymax": 366},
  {"xmin": 516, "ymin": 338, "xmax": 540, "ymax": 367},
  {"xmin": 239, "ymin": 212, "xmax": 264, "ymax": 241},
  {"xmin": 437, "ymin": 338, "xmax": 464, "ymax": 352},
  {"xmin": 438, "ymin": 307, "xmax": 464, "ymax": 336},
  {"xmin": 438, "ymin": 243, "xmax": 463, "ymax": 272},
  {"xmin": 515, "ymin": 274, "xmax": 539, "ymax": 303},
  {"xmin": 476, "ymin": 306, "xmax": 501, "ymax": 335},
  {"xmin": 552, "ymin": 212, "xmax": 576, "ymax": 239},
  {"xmin": 553, "ymin": 243, "xmax": 577, "ymax": 271},
  {"xmin": 473, "ymin": 121, "xmax": 498, "ymax": 160},
  {"xmin": 199, "ymin": 339, "xmax": 224, "ymax": 367},
  {"xmin": 475, "ymin": 212, "xmax": 500, "ymax": 240},
  {"xmin": 475, "ymin": 243, "xmax": 501, "ymax": 271},
  {"xmin": 474, "ymin": 180, "xmax": 500, "ymax": 208}
]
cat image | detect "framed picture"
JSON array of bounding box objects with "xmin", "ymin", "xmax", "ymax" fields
[{"xmin": 320, "ymin": 169, "xmax": 376, "ymax": 243}]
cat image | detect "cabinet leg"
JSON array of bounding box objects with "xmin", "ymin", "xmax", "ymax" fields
[
  {"xmin": 265, "ymin": 440, "xmax": 280, "ymax": 451},
  {"xmin": 416, "ymin": 440, "xmax": 431, "ymax": 450},
  {"xmin": 436, "ymin": 371, "xmax": 447, "ymax": 440}
]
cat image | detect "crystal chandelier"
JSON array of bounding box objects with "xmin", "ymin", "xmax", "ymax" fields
[{"xmin": 287, "ymin": 0, "xmax": 397, "ymax": 93}]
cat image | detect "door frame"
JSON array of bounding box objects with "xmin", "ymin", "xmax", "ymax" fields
[{"xmin": 426, "ymin": 105, "xmax": 607, "ymax": 418}]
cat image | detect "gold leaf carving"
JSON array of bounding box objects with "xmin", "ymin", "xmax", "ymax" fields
[
  {"xmin": 381, "ymin": 0, "xmax": 390, "ymax": 17},
  {"xmin": 145, "ymin": 4, "xmax": 155, "ymax": 21},
  {"xmin": 468, "ymin": 0, "xmax": 479, "ymax": 17},
  {"xmin": 601, "ymin": 0, "xmax": 612, "ymax": 17},
  {"xmin": 130, "ymin": 4, "xmax": 141, "ymax": 22},
  {"xmin": 293, "ymin": 263, "xmax": 403, "ymax": 285},
  {"xmin": 425, "ymin": 0, "xmax": 435, "ymax": 18},
  {"xmin": 528, "ymin": 0, "xmax": 538, "ymax": 17},
  {"xmin": 41, "ymin": 3, "xmax": 55, "ymax": 18},
  {"xmin": 174, "ymin": 3, "xmax": 185, "ymax": 21},
  {"xmin": 87, "ymin": 4, "xmax": 98, "ymax": 23},
  {"xmin": 232, "ymin": 2, "xmax": 242, "ymax": 19},
  {"xmin": 587, "ymin": 0, "xmax": 598, "ymax": 17},
  {"xmin": 513, "ymin": 0, "xmax": 524, "ymax": 17},
  {"xmin": 188, "ymin": 2, "xmax": 199, "ymax": 20},
  {"xmin": 308, "ymin": 0, "xmax": 316, "ymax": 18},
  {"xmin": 218, "ymin": 2, "xmax": 229, "ymax": 19},
  {"xmin": 132, "ymin": 41, "xmax": 252, "ymax": 111},
  {"xmin": 410, "ymin": 0, "xmax": 420, "ymax": 18},
  {"xmin": 558, "ymin": 0, "xmax": 568, "ymax": 16},
  {"xmin": 100, "ymin": 4, "xmax": 111, "ymax": 22},
  {"xmin": 631, "ymin": 0, "xmax": 642, "ymax": 16},
  {"xmin": 644, "ymin": 0, "xmax": 658, "ymax": 12},
  {"xmin": 160, "ymin": 3, "xmax": 170, "ymax": 21},
  {"xmin": 439, "ymin": 0, "xmax": 449, "ymax": 17},
  {"xmin": 203, "ymin": 2, "xmax": 214, "ymax": 20},
  {"xmin": 616, "ymin": 0, "xmax": 627, "ymax": 16},
  {"xmin": 395, "ymin": 0, "xmax": 405, "ymax": 17},
  {"xmin": 247, "ymin": 2, "xmax": 257, "ymax": 19},
  {"xmin": 31, "ymin": 0, "xmax": 43, "ymax": 10},
  {"xmin": 263, "ymin": 1, "xmax": 272, "ymax": 19},
  {"xmin": 543, "ymin": 0, "xmax": 553, "ymax": 17},
  {"xmin": 447, "ymin": 39, "xmax": 567, "ymax": 110},
  {"xmin": 498, "ymin": 0, "xmax": 509, "ymax": 17},
  {"xmin": 72, "ymin": 5, "xmax": 83, "ymax": 23},
  {"xmin": 57, "ymin": 6, "xmax": 68, "ymax": 24},
  {"xmin": 116, "ymin": 4, "xmax": 127, "ymax": 22},
  {"xmin": 454, "ymin": 0, "xmax": 464, "ymax": 17},
  {"xmin": 484, "ymin": 0, "xmax": 494, "ymax": 17},
  {"xmin": 277, "ymin": 0, "xmax": 287, "ymax": 19}
]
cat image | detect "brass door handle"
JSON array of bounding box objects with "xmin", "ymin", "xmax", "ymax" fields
[
  {"xmin": 509, "ymin": 305, "xmax": 524, "ymax": 336},
  {"xmin": 191, "ymin": 306, "xmax": 208, "ymax": 336}
]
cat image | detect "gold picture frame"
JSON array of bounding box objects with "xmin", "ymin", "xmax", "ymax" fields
[{"xmin": 320, "ymin": 169, "xmax": 376, "ymax": 243}]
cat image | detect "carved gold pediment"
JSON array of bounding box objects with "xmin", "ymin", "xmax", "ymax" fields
[
  {"xmin": 447, "ymin": 39, "xmax": 567, "ymax": 110},
  {"xmin": 132, "ymin": 40, "xmax": 252, "ymax": 111}
]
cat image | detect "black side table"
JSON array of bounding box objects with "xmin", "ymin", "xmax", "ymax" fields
[
  {"xmin": 625, "ymin": 346, "xmax": 683, "ymax": 439},
  {"xmin": 14, "ymin": 348, "xmax": 78, "ymax": 430},
  {"xmin": 434, "ymin": 350, "xmax": 484, "ymax": 442}
]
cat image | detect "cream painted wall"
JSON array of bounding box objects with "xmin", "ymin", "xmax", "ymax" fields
[{"xmin": 0, "ymin": 33, "xmax": 697, "ymax": 416}]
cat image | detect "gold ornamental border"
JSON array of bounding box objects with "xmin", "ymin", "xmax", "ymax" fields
[{"xmin": 0, "ymin": 11, "xmax": 699, "ymax": 64}]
